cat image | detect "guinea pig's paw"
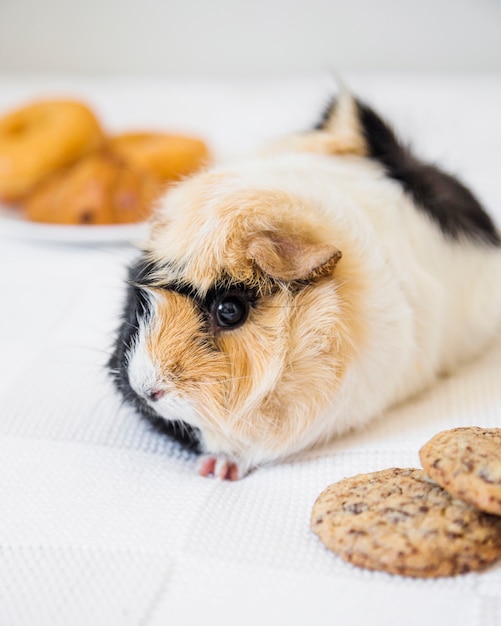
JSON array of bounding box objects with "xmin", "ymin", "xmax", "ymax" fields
[{"xmin": 197, "ymin": 454, "xmax": 246, "ymax": 481}]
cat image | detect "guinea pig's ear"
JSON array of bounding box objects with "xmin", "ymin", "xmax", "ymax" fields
[{"xmin": 247, "ymin": 231, "xmax": 342, "ymax": 282}]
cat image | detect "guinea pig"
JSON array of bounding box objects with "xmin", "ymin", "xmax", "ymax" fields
[{"xmin": 109, "ymin": 92, "xmax": 501, "ymax": 480}]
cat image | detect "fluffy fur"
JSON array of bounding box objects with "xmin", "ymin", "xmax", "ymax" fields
[{"xmin": 109, "ymin": 93, "xmax": 501, "ymax": 479}]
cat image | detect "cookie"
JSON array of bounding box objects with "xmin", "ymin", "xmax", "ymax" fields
[
  {"xmin": 311, "ymin": 468, "xmax": 501, "ymax": 577},
  {"xmin": 420, "ymin": 427, "xmax": 501, "ymax": 516}
]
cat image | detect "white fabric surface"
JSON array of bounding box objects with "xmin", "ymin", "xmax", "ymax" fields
[{"xmin": 0, "ymin": 73, "xmax": 500, "ymax": 626}]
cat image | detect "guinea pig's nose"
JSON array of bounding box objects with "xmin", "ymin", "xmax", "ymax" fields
[{"xmin": 148, "ymin": 388, "xmax": 165, "ymax": 402}]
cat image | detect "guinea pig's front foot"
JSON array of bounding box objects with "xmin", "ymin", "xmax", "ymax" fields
[{"xmin": 197, "ymin": 454, "xmax": 245, "ymax": 481}]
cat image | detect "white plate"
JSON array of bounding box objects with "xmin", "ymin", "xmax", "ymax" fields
[{"xmin": 0, "ymin": 202, "xmax": 149, "ymax": 244}]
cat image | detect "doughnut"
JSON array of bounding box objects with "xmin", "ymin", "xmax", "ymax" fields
[
  {"xmin": 25, "ymin": 150, "xmax": 159, "ymax": 225},
  {"xmin": 0, "ymin": 99, "xmax": 103, "ymax": 201},
  {"xmin": 108, "ymin": 132, "xmax": 210, "ymax": 183}
]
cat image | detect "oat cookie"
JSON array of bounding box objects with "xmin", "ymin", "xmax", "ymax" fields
[
  {"xmin": 419, "ymin": 427, "xmax": 501, "ymax": 516},
  {"xmin": 311, "ymin": 468, "xmax": 501, "ymax": 577}
]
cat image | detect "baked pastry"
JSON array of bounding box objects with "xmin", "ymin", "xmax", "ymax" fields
[
  {"xmin": 109, "ymin": 132, "xmax": 210, "ymax": 183},
  {"xmin": 420, "ymin": 427, "xmax": 501, "ymax": 516},
  {"xmin": 0, "ymin": 99, "xmax": 103, "ymax": 201},
  {"xmin": 311, "ymin": 467, "xmax": 501, "ymax": 577},
  {"xmin": 25, "ymin": 150, "xmax": 159, "ymax": 225}
]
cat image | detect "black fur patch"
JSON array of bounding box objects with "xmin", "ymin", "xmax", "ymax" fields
[
  {"xmin": 108, "ymin": 256, "xmax": 201, "ymax": 451},
  {"xmin": 317, "ymin": 97, "xmax": 501, "ymax": 247}
]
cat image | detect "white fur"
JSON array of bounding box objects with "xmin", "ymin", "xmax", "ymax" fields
[{"xmin": 278, "ymin": 153, "xmax": 501, "ymax": 453}]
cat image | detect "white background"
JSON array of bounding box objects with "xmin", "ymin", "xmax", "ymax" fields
[{"xmin": 0, "ymin": 0, "xmax": 500, "ymax": 76}]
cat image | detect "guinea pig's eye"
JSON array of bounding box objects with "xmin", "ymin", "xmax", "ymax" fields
[{"xmin": 213, "ymin": 293, "xmax": 250, "ymax": 329}]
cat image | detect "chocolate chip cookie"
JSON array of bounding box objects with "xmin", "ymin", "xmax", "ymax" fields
[
  {"xmin": 420, "ymin": 427, "xmax": 501, "ymax": 516},
  {"xmin": 311, "ymin": 467, "xmax": 501, "ymax": 577}
]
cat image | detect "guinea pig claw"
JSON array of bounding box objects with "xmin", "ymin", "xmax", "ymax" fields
[{"xmin": 197, "ymin": 454, "xmax": 242, "ymax": 481}]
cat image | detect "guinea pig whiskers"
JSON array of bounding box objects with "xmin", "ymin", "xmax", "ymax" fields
[
  {"xmin": 218, "ymin": 404, "xmax": 269, "ymax": 437},
  {"xmin": 262, "ymin": 303, "xmax": 309, "ymax": 310},
  {"xmin": 195, "ymin": 374, "xmax": 253, "ymax": 386}
]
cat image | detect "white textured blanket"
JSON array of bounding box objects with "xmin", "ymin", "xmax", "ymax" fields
[{"xmin": 0, "ymin": 73, "xmax": 500, "ymax": 626}]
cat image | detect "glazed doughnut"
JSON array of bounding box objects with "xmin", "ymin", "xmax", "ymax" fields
[
  {"xmin": 25, "ymin": 150, "xmax": 159, "ymax": 225},
  {"xmin": 0, "ymin": 99, "xmax": 103, "ymax": 201},
  {"xmin": 108, "ymin": 132, "xmax": 210, "ymax": 183}
]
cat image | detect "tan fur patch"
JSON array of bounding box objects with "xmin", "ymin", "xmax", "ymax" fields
[
  {"xmin": 248, "ymin": 231, "xmax": 342, "ymax": 281},
  {"xmin": 146, "ymin": 290, "xmax": 229, "ymax": 422},
  {"xmin": 264, "ymin": 92, "xmax": 367, "ymax": 158},
  {"xmin": 250, "ymin": 255, "xmax": 368, "ymax": 454},
  {"xmin": 146, "ymin": 183, "xmax": 344, "ymax": 293},
  {"xmin": 264, "ymin": 130, "xmax": 367, "ymax": 158}
]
